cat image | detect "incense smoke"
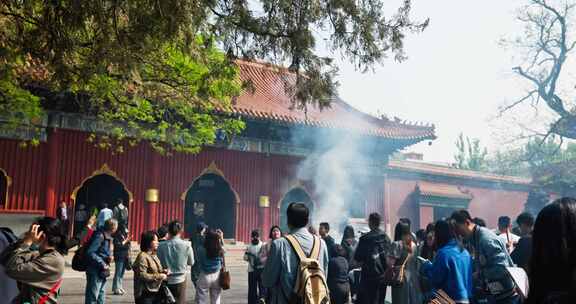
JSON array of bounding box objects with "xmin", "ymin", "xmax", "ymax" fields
[{"xmin": 295, "ymin": 128, "xmax": 377, "ymax": 240}]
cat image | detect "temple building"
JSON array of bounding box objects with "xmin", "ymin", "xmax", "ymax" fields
[{"xmin": 0, "ymin": 61, "xmax": 531, "ymax": 241}]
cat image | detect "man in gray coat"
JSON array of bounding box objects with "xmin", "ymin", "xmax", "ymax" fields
[{"xmin": 262, "ymin": 203, "xmax": 329, "ymax": 304}]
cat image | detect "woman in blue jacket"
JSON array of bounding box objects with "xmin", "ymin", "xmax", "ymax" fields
[{"xmin": 421, "ymin": 219, "xmax": 473, "ymax": 304}]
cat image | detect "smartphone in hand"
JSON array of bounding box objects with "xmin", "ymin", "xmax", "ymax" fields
[{"xmin": 416, "ymin": 256, "xmax": 429, "ymax": 263}]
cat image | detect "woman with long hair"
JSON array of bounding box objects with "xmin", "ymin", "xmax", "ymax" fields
[
  {"xmin": 420, "ymin": 223, "xmax": 435, "ymax": 260},
  {"xmin": 1, "ymin": 217, "xmax": 67, "ymax": 304},
  {"xmin": 421, "ymin": 219, "xmax": 473, "ymax": 304},
  {"xmin": 390, "ymin": 221, "xmax": 423, "ymax": 304},
  {"xmin": 526, "ymin": 197, "xmax": 576, "ymax": 304},
  {"xmin": 196, "ymin": 230, "xmax": 225, "ymax": 304},
  {"xmin": 341, "ymin": 225, "xmax": 358, "ymax": 265},
  {"xmin": 133, "ymin": 231, "xmax": 168, "ymax": 304},
  {"xmin": 112, "ymin": 228, "xmax": 131, "ymax": 295}
]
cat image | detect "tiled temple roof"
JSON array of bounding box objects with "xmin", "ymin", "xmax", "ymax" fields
[
  {"xmin": 227, "ymin": 60, "xmax": 436, "ymax": 141},
  {"xmin": 416, "ymin": 181, "xmax": 473, "ymax": 200},
  {"xmin": 389, "ymin": 160, "xmax": 532, "ymax": 185}
]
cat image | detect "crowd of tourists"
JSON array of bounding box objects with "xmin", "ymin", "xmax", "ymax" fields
[{"xmin": 2, "ymin": 197, "xmax": 576, "ymax": 303}]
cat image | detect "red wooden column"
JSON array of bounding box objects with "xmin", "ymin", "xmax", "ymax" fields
[
  {"xmin": 259, "ymin": 154, "xmax": 272, "ymax": 240},
  {"xmin": 44, "ymin": 128, "xmax": 61, "ymax": 217},
  {"xmin": 383, "ymin": 173, "xmax": 392, "ymax": 234},
  {"xmin": 145, "ymin": 151, "xmax": 161, "ymax": 232},
  {"xmin": 259, "ymin": 196, "xmax": 271, "ymax": 240},
  {"xmin": 420, "ymin": 206, "xmax": 434, "ymax": 229}
]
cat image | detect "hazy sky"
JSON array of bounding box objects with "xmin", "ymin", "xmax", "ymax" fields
[{"xmin": 334, "ymin": 0, "xmax": 530, "ymax": 162}]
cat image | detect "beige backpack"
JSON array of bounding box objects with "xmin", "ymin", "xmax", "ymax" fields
[{"xmin": 285, "ymin": 234, "xmax": 330, "ymax": 304}]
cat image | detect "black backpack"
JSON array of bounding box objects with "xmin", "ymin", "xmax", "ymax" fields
[
  {"xmin": 0, "ymin": 227, "xmax": 18, "ymax": 266},
  {"xmin": 72, "ymin": 232, "xmax": 97, "ymax": 271},
  {"xmin": 72, "ymin": 245, "xmax": 88, "ymax": 271},
  {"xmin": 362, "ymin": 234, "xmax": 391, "ymax": 281},
  {"xmin": 0, "ymin": 228, "xmax": 17, "ymax": 245}
]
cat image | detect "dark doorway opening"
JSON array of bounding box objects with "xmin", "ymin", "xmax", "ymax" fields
[
  {"xmin": 279, "ymin": 188, "xmax": 314, "ymax": 232},
  {"xmin": 0, "ymin": 169, "xmax": 7, "ymax": 208},
  {"xmin": 74, "ymin": 174, "xmax": 130, "ymax": 233},
  {"xmin": 433, "ymin": 206, "xmax": 457, "ymax": 222},
  {"xmin": 184, "ymin": 174, "xmax": 236, "ymax": 239}
]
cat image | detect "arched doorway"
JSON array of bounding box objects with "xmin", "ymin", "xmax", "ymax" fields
[
  {"xmin": 71, "ymin": 165, "xmax": 132, "ymax": 234},
  {"xmin": 184, "ymin": 173, "xmax": 237, "ymax": 239},
  {"xmin": 279, "ymin": 187, "xmax": 314, "ymax": 232},
  {"xmin": 0, "ymin": 169, "xmax": 10, "ymax": 208}
]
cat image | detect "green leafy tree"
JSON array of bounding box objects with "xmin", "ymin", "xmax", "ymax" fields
[
  {"xmin": 454, "ymin": 133, "xmax": 488, "ymax": 171},
  {"xmin": 524, "ymin": 189, "xmax": 550, "ymax": 216},
  {"xmin": 487, "ymin": 136, "xmax": 576, "ymax": 195},
  {"xmin": 0, "ymin": 0, "xmax": 427, "ymax": 153},
  {"xmin": 0, "ymin": 2, "xmax": 244, "ymax": 154},
  {"xmin": 487, "ymin": 149, "xmax": 530, "ymax": 177}
]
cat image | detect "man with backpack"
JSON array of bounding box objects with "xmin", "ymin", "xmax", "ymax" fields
[
  {"xmin": 262, "ymin": 202, "xmax": 330, "ymax": 304},
  {"xmin": 354, "ymin": 212, "xmax": 392, "ymax": 304},
  {"xmin": 85, "ymin": 218, "xmax": 118, "ymax": 304}
]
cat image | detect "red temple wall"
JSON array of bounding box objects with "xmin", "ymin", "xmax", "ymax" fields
[
  {"xmin": 386, "ymin": 177, "xmax": 529, "ymax": 230},
  {"xmin": 0, "ymin": 138, "xmax": 47, "ymax": 212},
  {"xmin": 466, "ymin": 188, "xmax": 528, "ymax": 228},
  {"xmin": 0, "ymin": 129, "xmax": 530, "ymax": 241},
  {"xmin": 0, "ymin": 129, "xmax": 343, "ymax": 242},
  {"xmin": 387, "ymin": 178, "xmax": 421, "ymax": 231}
]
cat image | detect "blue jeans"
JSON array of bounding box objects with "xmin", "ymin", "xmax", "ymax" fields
[
  {"xmin": 112, "ymin": 259, "xmax": 125, "ymax": 291},
  {"xmin": 85, "ymin": 272, "xmax": 107, "ymax": 304}
]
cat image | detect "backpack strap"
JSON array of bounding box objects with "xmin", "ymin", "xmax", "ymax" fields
[
  {"xmin": 285, "ymin": 234, "xmax": 307, "ymax": 261},
  {"xmin": 310, "ymin": 236, "xmax": 321, "ymax": 260},
  {"xmin": 38, "ymin": 278, "xmax": 63, "ymax": 304}
]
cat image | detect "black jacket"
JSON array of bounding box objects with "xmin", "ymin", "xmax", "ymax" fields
[
  {"xmin": 328, "ymin": 256, "xmax": 350, "ymax": 285},
  {"xmin": 323, "ymin": 235, "xmax": 337, "ymax": 258},
  {"xmin": 511, "ymin": 235, "xmax": 532, "ymax": 271},
  {"xmin": 113, "ymin": 231, "xmax": 131, "ymax": 261},
  {"xmin": 354, "ymin": 229, "xmax": 390, "ymax": 261}
]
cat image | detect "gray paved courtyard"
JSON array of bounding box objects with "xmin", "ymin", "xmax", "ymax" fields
[{"xmin": 59, "ymin": 264, "xmax": 248, "ymax": 304}]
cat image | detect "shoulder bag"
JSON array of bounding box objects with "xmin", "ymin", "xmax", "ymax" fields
[
  {"xmin": 219, "ymin": 253, "xmax": 231, "ymax": 290},
  {"xmin": 427, "ymin": 289, "xmax": 456, "ymax": 304},
  {"xmin": 160, "ymin": 283, "xmax": 176, "ymax": 304},
  {"xmin": 382, "ymin": 243, "xmax": 409, "ymax": 287}
]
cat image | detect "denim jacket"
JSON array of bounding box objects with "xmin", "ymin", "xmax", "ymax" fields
[
  {"xmin": 86, "ymin": 230, "xmax": 113, "ymax": 276},
  {"xmin": 157, "ymin": 236, "xmax": 195, "ymax": 284},
  {"xmin": 262, "ymin": 228, "xmax": 329, "ymax": 304},
  {"xmin": 468, "ymin": 226, "xmax": 515, "ymax": 299}
]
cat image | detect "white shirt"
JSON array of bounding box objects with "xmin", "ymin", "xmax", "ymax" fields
[
  {"xmin": 60, "ymin": 207, "xmax": 68, "ymax": 221},
  {"xmin": 244, "ymin": 241, "xmax": 264, "ymax": 272},
  {"xmin": 496, "ymin": 231, "xmax": 520, "ymax": 253}
]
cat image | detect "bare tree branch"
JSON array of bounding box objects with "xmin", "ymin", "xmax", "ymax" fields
[
  {"xmin": 499, "ymin": 90, "xmax": 538, "ymax": 115},
  {"xmin": 513, "ymin": 66, "xmax": 542, "ymax": 87},
  {"xmin": 508, "ymin": 0, "xmax": 576, "ymax": 141}
]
